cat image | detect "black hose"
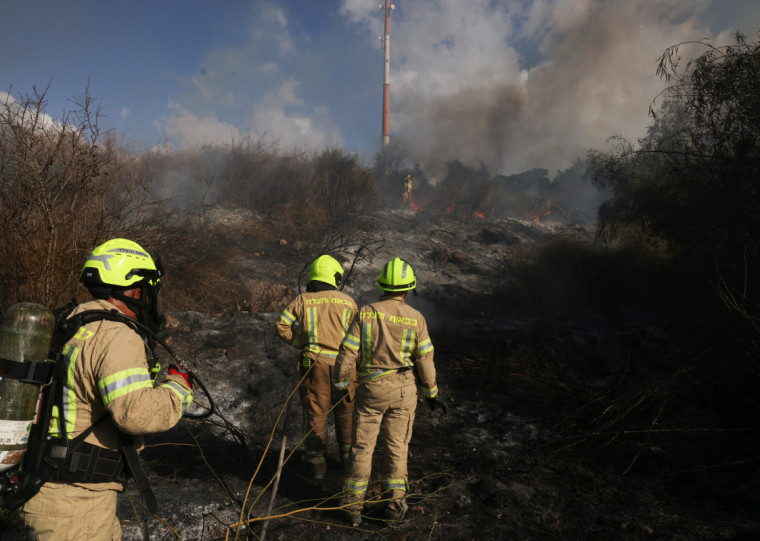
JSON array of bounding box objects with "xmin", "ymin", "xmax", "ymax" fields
[{"xmin": 69, "ymin": 310, "xmax": 217, "ymax": 419}]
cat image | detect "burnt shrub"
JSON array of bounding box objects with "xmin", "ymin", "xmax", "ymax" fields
[
  {"xmin": 0, "ymin": 85, "xmax": 183, "ymax": 310},
  {"xmin": 506, "ymin": 237, "xmax": 677, "ymax": 321},
  {"xmin": 0, "ymin": 85, "xmax": 380, "ymax": 315}
]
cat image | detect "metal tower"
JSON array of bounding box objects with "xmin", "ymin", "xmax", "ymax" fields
[{"xmin": 381, "ymin": 1, "xmax": 394, "ymax": 149}]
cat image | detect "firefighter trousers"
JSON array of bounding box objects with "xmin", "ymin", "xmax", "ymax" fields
[
  {"xmin": 299, "ymin": 358, "xmax": 354, "ymax": 475},
  {"xmin": 20, "ymin": 482, "xmax": 122, "ymax": 540},
  {"xmin": 342, "ymin": 369, "xmax": 416, "ymax": 515}
]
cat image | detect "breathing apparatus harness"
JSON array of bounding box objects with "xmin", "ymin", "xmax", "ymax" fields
[{"xmin": 0, "ymin": 302, "xmax": 216, "ymax": 514}]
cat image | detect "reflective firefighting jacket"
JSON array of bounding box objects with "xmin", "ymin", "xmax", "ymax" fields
[
  {"xmin": 50, "ymin": 299, "xmax": 193, "ymax": 491},
  {"xmin": 276, "ymin": 289, "xmax": 357, "ymax": 365},
  {"xmin": 332, "ymin": 295, "xmax": 438, "ymax": 398}
]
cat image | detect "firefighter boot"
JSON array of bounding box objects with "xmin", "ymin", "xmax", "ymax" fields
[
  {"xmin": 304, "ymin": 449, "xmax": 327, "ymax": 480},
  {"xmin": 345, "ymin": 510, "xmax": 362, "ymax": 526},
  {"xmin": 385, "ymin": 497, "xmax": 409, "ymax": 522},
  {"xmin": 308, "ymin": 459, "xmax": 327, "ymax": 480},
  {"xmin": 342, "ymin": 493, "xmax": 363, "ymax": 526}
]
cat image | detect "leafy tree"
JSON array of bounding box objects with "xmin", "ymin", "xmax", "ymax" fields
[{"xmin": 586, "ymin": 32, "xmax": 760, "ymax": 290}]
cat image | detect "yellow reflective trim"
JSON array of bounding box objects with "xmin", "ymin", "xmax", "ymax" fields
[
  {"xmin": 341, "ymin": 333, "xmax": 360, "ymax": 350},
  {"xmin": 101, "ymin": 379, "xmax": 153, "ymax": 405},
  {"xmin": 360, "ymin": 322, "xmax": 372, "ymax": 371},
  {"xmin": 345, "ymin": 479, "xmax": 369, "ymax": 494},
  {"xmin": 280, "ymin": 309, "xmax": 295, "ymax": 324},
  {"xmin": 161, "ymin": 380, "xmax": 193, "ymax": 419},
  {"xmin": 382, "ymin": 478, "xmax": 408, "ymax": 491},
  {"xmin": 342, "ymin": 308, "xmax": 352, "ymax": 332},
  {"xmin": 421, "ymin": 385, "xmax": 438, "ymax": 398},
  {"xmin": 50, "ymin": 344, "xmax": 79, "ymax": 438},
  {"xmin": 73, "ymin": 327, "xmax": 94, "ymax": 341},
  {"xmin": 400, "ymin": 328, "xmax": 415, "ymax": 367},
  {"xmin": 98, "ymin": 368, "xmax": 153, "ymax": 405}
]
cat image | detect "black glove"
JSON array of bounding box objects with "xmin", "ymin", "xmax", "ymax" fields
[
  {"xmin": 333, "ymin": 387, "xmax": 350, "ymax": 404},
  {"xmin": 424, "ymin": 395, "xmax": 449, "ymax": 414}
]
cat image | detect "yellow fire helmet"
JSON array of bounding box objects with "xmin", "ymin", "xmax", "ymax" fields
[
  {"xmin": 378, "ymin": 257, "xmax": 416, "ymax": 292},
  {"xmin": 309, "ymin": 255, "xmax": 343, "ymax": 288},
  {"xmin": 79, "ymin": 238, "xmax": 162, "ymax": 289}
]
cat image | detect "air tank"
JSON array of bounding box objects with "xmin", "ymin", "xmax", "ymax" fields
[{"xmin": 0, "ymin": 303, "xmax": 55, "ymax": 472}]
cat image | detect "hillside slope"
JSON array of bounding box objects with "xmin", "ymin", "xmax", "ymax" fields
[{"xmin": 3, "ymin": 210, "xmax": 758, "ymax": 540}]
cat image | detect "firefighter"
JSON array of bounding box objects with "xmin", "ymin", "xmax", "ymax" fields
[
  {"xmin": 19, "ymin": 238, "xmax": 193, "ymax": 540},
  {"xmin": 275, "ymin": 255, "xmax": 358, "ymax": 479},
  {"xmin": 332, "ymin": 257, "xmax": 448, "ymax": 525},
  {"xmin": 402, "ymin": 174, "xmax": 413, "ymax": 203}
]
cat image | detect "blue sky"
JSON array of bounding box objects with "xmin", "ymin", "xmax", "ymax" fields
[{"xmin": 2, "ymin": 0, "xmax": 759, "ymax": 178}]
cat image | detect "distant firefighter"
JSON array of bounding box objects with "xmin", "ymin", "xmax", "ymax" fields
[
  {"xmin": 332, "ymin": 257, "xmax": 448, "ymax": 525},
  {"xmin": 402, "ymin": 174, "xmax": 413, "ymax": 202}
]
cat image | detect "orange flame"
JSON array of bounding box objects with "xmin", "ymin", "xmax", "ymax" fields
[
  {"xmin": 409, "ymin": 193, "xmax": 423, "ymax": 211},
  {"xmin": 529, "ymin": 199, "xmax": 552, "ymax": 222}
]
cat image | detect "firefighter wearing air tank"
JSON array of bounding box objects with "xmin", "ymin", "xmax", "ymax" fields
[
  {"xmin": 332, "ymin": 257, "xmax": 448, "ymax": 525},
  {"xmin": 20, "ymin": 239, "xmax": 193, "ymax": 541},
  {"xmin": 275, "ymin": 255, "xmax": 357, "ymax": 479}
]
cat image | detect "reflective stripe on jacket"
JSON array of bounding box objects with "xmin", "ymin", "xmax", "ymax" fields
[
  {"xmin": 276, "ymin": 290, "xmax": 357, "ymax": 365},
  {"xmin": 49, "ymin": 299, "xmax": 193, "ymax": 464},
  {"xmin": 333, "ymin": 295, "xmax": 437, "ymax": 397}
]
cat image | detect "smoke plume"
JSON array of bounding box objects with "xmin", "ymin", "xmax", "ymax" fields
[{"xmin": 342, "ymin": 0, "xmax": 759, "ymax": 177}]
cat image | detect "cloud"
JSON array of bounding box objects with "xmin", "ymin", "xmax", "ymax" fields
[
  {"xmin": 0, "ymin": 91, "xmax": 62, "ymax": 132},
  {"xmin": 251, "ymin": 80, "xmax": 344, "ymax": 151},
  {"xmin": 158, "ymin": 1, "xmax": 342, "ymax": 153},
  {"xmin": 249, "ymin": 4, "xmax": 295, "ymax": 57},
  {"xmin": 121, "ymin": 107, "xmax": 131, "ymax": 119},
  {"xmin": 155, "ymin": 0, "xmax": 758, "ymax": 175},
  {"xmin": 161, "ymin": 100, "xmax": 241, "ymax": 148},
  {"xmin": 340, "ymin": 0, "xmax": 746, "ymax": 177}
]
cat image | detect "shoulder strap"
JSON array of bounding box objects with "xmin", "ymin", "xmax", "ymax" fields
[
  {"xmin": 119, "ymin": 432, "xmax": 158, "ymax": 514},
  {"xmin": 0, "ymin": 356, "xmax": 53, "ymax": 385},
  {"xmin": 2, "ymin": 306, "xmax": 160, "ymax": 514}
]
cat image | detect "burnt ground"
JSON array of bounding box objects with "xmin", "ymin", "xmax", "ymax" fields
[{"xmin": 3, "ymin": 210, "xmax": 760, "ymax": 540}]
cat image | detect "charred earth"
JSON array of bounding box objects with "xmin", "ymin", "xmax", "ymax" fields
[{"xmin": 2, "ymin": 209, "xmax": 759, "ymax": 540}]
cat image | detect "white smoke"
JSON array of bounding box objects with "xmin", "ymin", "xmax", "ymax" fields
[
  {"xmin": 155, "ymin": 0, "xmax": 760, "ymax": 175},
  {"xmin": 341, "ymin": 0, "xmax": 760, "ymax": 177}
]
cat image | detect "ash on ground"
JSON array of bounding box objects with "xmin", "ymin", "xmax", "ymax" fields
[{"xmin": 3, "ymin": 210, "xmax": 759, "ymax": 540}]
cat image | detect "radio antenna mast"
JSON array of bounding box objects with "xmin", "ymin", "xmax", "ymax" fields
[{"xmin": 381, "ymin": 0, "xmax": 394, "ymax": 149}]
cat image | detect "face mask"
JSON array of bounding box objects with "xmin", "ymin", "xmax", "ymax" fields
[
  {"xmin": 120, "ymin": 253, "xmax": 166, "ymax": 337},
  {"xmin": 141, "ymin": 283, "xmax": 166, "ymax": 338}
]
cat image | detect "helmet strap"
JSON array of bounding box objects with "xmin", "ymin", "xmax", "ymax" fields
[
  {"xmin": 86, "ymin": 285, "xmax": 113, "ymax": 300},
  {"xmin": 112, "ymin": 288, "xmax": 147, "ymax": 317},
  {"xmin": 112, "ymin": 285, "xmax": 166, "ymax": 338}
]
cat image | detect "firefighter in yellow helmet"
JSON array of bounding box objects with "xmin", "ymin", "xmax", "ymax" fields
[
  {"xmin": 276, "ymin": 255, "xmax": 358, "ymax": 479},
  {"xmin": 333, "ymin": 257, "xmax": 447, "ymax": 525},
  {"xmin": 402, "ymin": 174, "xmax": 413, "ymax": 202},
  {"xmin": 19, "ymin": 238, "xmax": 193, "ymax": 541}
]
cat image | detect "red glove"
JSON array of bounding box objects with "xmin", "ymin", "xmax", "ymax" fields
[{"xmin": 168, "ymin": 365, "xmax": 192, "ymax": 389}]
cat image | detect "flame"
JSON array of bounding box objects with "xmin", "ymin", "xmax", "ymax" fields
[
  {"xmin": 409, "ymin": 192, "xmax": 423, "ymax": 212},
  {"xmin": 408, "ymin": 192, "xmax": 485, "ymax": 219},
  {"xmin": 529, "ymin": 199, "xmax": 553, "ymax": 222}
]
